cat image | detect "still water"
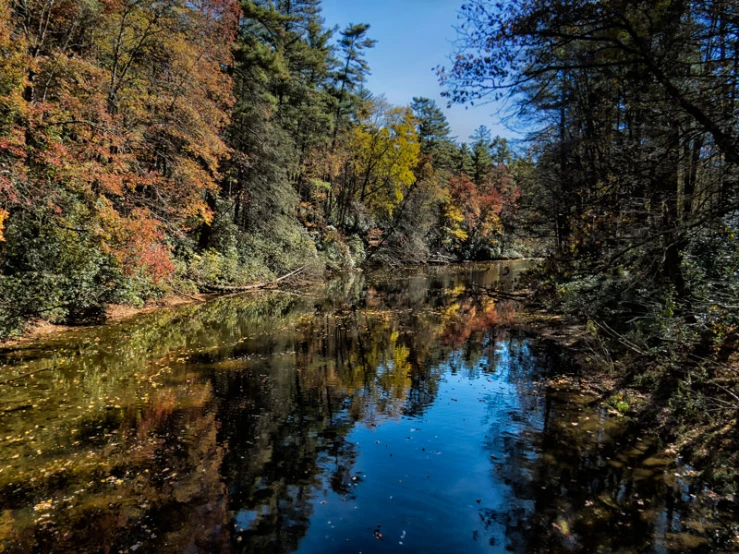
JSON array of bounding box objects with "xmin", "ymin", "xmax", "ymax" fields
[{"xmin": 0, "ymin": 263, "xmax": 736, "ymax": 553}]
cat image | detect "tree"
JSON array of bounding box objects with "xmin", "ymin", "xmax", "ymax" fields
[
  {"xmin": 0, "ymin": 0, "xmax": 237, "ymax": 329},
  {"xmin": 442, "ymin": 0, "xmax": 739, "ymax": 291},
  {"xmin": 440, "ymin": 166, "xmax": 515, "ymax": 259},
  {"xmin": 345, "ymin": 102, "xmax": 420, "ymax": 221},
  {"xmin": 490, "ymin": 136, "xmax": 513, "ymax": 166},
  {"xmin": 331, "ymin": 23, "xmax": 377, "ymax": 147},
  {"xmin": 410, "ymin": 97, "xmax": 454, "ymax": 168},
  {"xmin": 438, "ymin": 1, "xmax": 739, "ymax": 417},
  {"xmin": 452, "ymin": 143, "xmax": 474, "ymax": 176},
  {"xmin": 470, "ymin": 125, "xmax": 493, "ymax": 186}
]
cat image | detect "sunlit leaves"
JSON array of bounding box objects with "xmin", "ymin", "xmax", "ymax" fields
[
  {"xmin": 440, "ymin": 167, "xmax": 517, "ymax": 258},
  {"xmin": 349, "ymin": 104, "xmax": 420, "ymax": 217}
]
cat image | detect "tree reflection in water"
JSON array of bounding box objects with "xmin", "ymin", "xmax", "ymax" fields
[{"xmin": 0, "ymin": 263, "xmax": 736, "ymax": 553}]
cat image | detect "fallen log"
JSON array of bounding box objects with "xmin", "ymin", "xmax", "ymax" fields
[
  {"xmin": 427, "ymin": 256, "xmax": 455, "ymax": 265},
  {"xmin": 468, "ymin": 283, "xmax": 531, "ymax": 301},
  {"xmin": 201, "ymin": 266, "xmax": 306, "ymax": 293}
]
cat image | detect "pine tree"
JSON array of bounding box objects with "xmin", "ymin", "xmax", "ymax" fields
[
  {"xmin": 453, "ymin": 144, "xmax": 475, "ymax": 176},
  {"xmin": 470, "ymin": 126, "xmax": 493, "ymax": 186},
  {"xmin": 410, "ymin": 97, "xmax": 455, "ymax": 169},
  {"xmin": 331, "ymin": 23, "xmax": 377, "ymax": 147}
]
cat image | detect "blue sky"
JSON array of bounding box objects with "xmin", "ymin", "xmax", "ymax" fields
[{"xmin": 320, "ymin": 0, "xmax": 518, "ymax": 142}]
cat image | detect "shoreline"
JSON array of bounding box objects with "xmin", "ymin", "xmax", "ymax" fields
[
  {"xmin": 1, "ymin": 258, "xmax": 535, "ymax": 349},
  {"xmin": 518, "ymin": 307, "xmax": 739, "ymax": 500},
  {"xmin": 0, "ymin": 292, "xmax": 220, "ymax": 349}
]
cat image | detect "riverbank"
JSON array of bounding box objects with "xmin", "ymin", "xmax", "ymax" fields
[
  {"xmin": 517, "ymin": 305, "xmax": 739, "ymax": 501},
  {"xmin": 1, "ymin": 259, "xmax": 530, "ymax": 348},
  {"xmin": 0, "ymin": 267, "xmax": 323, "ymax": 348},
  {"xmin": 0, "ymin": 294, "xmax": 215, "ymax": 348}
]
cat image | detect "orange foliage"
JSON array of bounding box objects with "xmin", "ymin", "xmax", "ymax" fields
[
  {"xmin": 443, "ymin": 166, "xmax": 519, "ymax": 254},
  {"xmin": 0, "ymin": 0, "xmax": 238, "ymax": 281},
  {"xmin": 98, "ymin": 203, "xmax": 175, "ymax": 282},
  {"xmin": 441, "ymin": 297, "xmax": 516, "ymax": 348},
  {"xmin": 448, "ymin": 173, "xmax": 503, "ymax": 235},
  {"xmin": 0, "ymin": 208, "xmax": 7, "ymax": 241}
]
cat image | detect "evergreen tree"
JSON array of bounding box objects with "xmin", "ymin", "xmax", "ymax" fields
[
  {"xmin": 331, "ymin": 23, "xmax": 377, "ymax": 147},
  {"xmin": 490, "ymin": 136, "xmax": 513, "ymax": 166},
  {"xmin": 410, "ymin": 97, "xmax": 455, "ymax": 169},
  {"xmin": 453, "ymin": 144, "xmax": 475, "ymax": 176},
  {"xmin": 470, "ymin": 126, "xmax": 493, "ymax": 186}
]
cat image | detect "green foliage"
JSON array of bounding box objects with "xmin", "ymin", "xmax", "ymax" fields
[
  {"xmin": 411, "ymin": 97, "xmax": 455, "ymax": 168},
  {"xmin": 469, "ymin": 125, "xmax": 493, "ymax": 186},
  {"xmin": 185, "ymin": 249, "xmax": 267, "ymax": 287},
  {"xmin": 683, "ymin": 218, "xmax": 739, "ymax": 339},
  {"xmin": 318, "ymin": 227, "xmax": 354, "ymax": 269},
  {"xmin": 607, "ymin": 393, "xmax": 631, "ymax": 414},
  {"xmin": 0, "ymin": 205, "xmax": 164, "ymax": 337}
]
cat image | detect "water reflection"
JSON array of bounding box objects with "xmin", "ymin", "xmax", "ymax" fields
[{"xmin": 0, "ymin": 263, "xmax": 736, "ymax": 553}]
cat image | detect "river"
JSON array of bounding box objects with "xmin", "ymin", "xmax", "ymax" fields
[{"xmin": 0, "ymin": 262, "xmax": 736, "ymax": 553}]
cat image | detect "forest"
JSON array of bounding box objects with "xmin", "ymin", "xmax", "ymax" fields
[
  {"xmin": 439, "ymin": 0, "xmax": 739, "ymax": 485},
  {"xmin": 1, "ymin": 0, "xmax": 738, "ymax": 420},
  {"xmin": 0, "ymin": 0, "xmax": 527, "ymax": 339}
]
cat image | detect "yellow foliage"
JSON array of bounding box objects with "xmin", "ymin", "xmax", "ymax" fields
[
  {"xmin": 441, "ymin": 302, "xmax": 460, "ymax": 325},
  {"xmin": 442, "ymin": 205, "xmax": 468, "ymax": 242},
  {"xmin": 0, "ymin": 209, "xmax": 7, "ymax": 241},
  {"xmin": 393, "ymin": 344, "xmax": 412, "ymax": 377},
  {"xmin": 349, "ymin": 104, "xmax": 420, "ymax": 217},
  {"xmin": 450, "ymin": 228, "xmax": 468, "ymax": 240},
  {"xmin": 445, "ymin": 204, "xmax": 465, "ymax": 224}
]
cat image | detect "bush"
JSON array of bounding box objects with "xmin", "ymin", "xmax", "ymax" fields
[{"xmin": 0, "ymin": 207, "xmax": 161, "ymax": 338}]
